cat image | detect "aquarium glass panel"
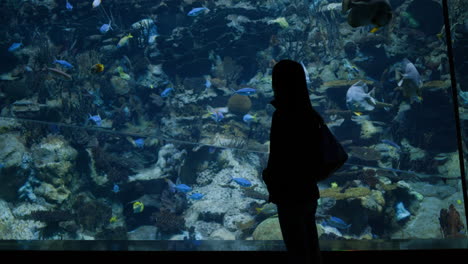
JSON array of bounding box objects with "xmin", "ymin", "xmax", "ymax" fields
[
  {"xmin": 448, "ymin": 0, "xmax": 468, "ymax": 239},
  {"xmin": 0, "ymin": 0, "xmax": 467, "ymax": 250}
]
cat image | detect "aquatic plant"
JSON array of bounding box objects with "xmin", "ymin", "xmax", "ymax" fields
[{"xmin": 227, "ymin": 94, "xmax": 252, "ymax": 115}]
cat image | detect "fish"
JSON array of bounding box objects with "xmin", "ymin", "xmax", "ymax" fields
[
  {"xmin": 255, "ymin": 203, "xmax": 278, "ymax": 216},
  {"xmin": 112, "ymin": 184, "xmax": 120, "ymax": 193},
  {"xmin": 174, "ymin": 184, "xmax": 192, "ymax": 193},
  {"xmin": 8, "ymin": 42, "xmax": 22, "ymax": 52},
  {"xmin": 369, "ymin": 26, "xmax": 380, "ymax": 33},
  {"xmin": 66, "ymin": 0, "xmax": 73, "ymax": 10},
  {"xmin": 322, "ymin": 216, "xmax": 351, "ymax": 230},
  {"xmin": 53, "ymin": 59, "xmax": 74, "ymax": 69},
  {"xmin": 395, "ymin": 59, "xmax": 423, "ymax": 103},
  {"xmin": 100, "ymin": 22, "xmax": 112, "ymax": 34},
  {"xmin": 188, "ymin": 193, "xmax": 204, "ymax": 200},
  {"xmin": 133, "ymin": 138, "xmax": 145, "ymax": 148},
  {"xmin": 233, "ymin": 88, "xmax": 256, "ymax": 96},
  {"xmin": 92, "ymin": 0, "xmax": 101, "ymax": 8},
  {"xmin": 187, "ymin": 7, "xmax": 209, "ymax": 16},
  {"xmin": 90, "ymin": 63, "xmax": 104, "ymax": 73},
  {"xmin": 342, "ymin": 0, "xmax": 393, "ymax": 28},
  {"xmin": 381, "ymin": 139, "xmax": 401, "ymax": 151},
  {"xmin": 132, "ymin": 201, "xmax": 144, "ymax": 213},
  {"xmin": 204, "ymin": 76, "xmax": 212, "ymax": 89},
  {"xmin": 343, "ymin": 59, "xmax": 360, "ymax": 73},
  {"xmin": 165, "ymin": 179, "xmax": 192, "ymax": 193},
  {"xmin": 232, "ymin": 177, "xmax": 252, "ymax": 187},
  {"xmin": 433, "ymin": 153, "xmax": 449, "ymax": 161},
  {"xmin": 0, "ymin": 72, "xmax": 19, "ymax": 81},
  {"xmin": 117, "ymin": 33, "xmax": 133, "ymax": 48},
  {"xmin": 204, "ymin": 106, "xmax": 228, "ymax": 123},
  {"xmin": 109, "ymin": 216, "xmax": 118, "ymax": 223},
  {"xmin": 331, "ymin": 182, "xmax": 339, "ymax": 188},
  {"xmin": 88, "ymin": 114, "xmax": 102, "ymax": 126},
  {"xmin": 243, "ymin": 114, "xmax": 256, "ymax": 124},
  {"xmin": 46, "ymin": 67, "xmax": 72, "ymax": 80},
  {"xmin": 346, "ymin": 81, "xmax": 377, "ymax": 112},
  {"xmin": 161, "ymin": 87, "xmax": 174, "ymax": 97}
]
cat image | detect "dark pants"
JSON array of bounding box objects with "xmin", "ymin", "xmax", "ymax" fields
[{"xmin": 277, "ymin": 200, "xmax": 322, "ymax": 264}]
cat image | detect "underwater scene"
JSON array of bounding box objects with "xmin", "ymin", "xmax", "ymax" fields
[{"xmin": 0, "ymin": 0, "xmax": 467, "ymax": 249}]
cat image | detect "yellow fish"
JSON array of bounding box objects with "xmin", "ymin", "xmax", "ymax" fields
[
  {"xmin": 117, "ymin": 33, "xmax": 133, "ymax": 48},
  {"xmin": 90, "ymin": 63, "xmax": 104, "ymax": 74},
  {"xmin": 457, "ymin": 199, "xmax": 462, "ymax": 205},
  {"xmin": 369, "ymin": 27, "xmax": 380, "ymax": 33},
  {"xmin": 354, "ymin": 112, "xmax": 363, "ymax": 116},
  {"xmin": 109, "ymin": 216, "xmax": 118, "ymax": 223},
  {"xmin": 133, "ymin": 201, "xmax": 144, "ymax": 213},
  {"xmin": 331, "ymin": 182, "xmax": 338, "ymax": 188}
]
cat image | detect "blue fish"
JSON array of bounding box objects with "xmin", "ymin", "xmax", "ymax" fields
[
  {"xmin": 174, "ymin": 184, "xmax": 192, "ymax": 193},
  {"xmin": 66, "ymin": 0, "xmax": 73, "ymax": 10},
  {"xmin": 134, "ymin": 138, "xmax": 145, "ymax": 148},
  {"xmin": 208, "ymin": 147, "xmax": 216, "ymax": 154},
  {"xmin": 8, "ymin": 42, "xmax": 22, "ymax": 52},
  {"xmin": 88, "ymin": 114, "xmax": 102, "ymax": 126},
  {"xmin": 100, "ymin": 23, "xmax": 112, "ymax": 34},
  {"xmin": 112, "ymin": 184, "xmax": 120, "ymax": 193},
  {"xmin": 381, "ymin": 139, "xmax": 401, "ymax": 151},
  {"xmin": 243, "ymin": 114, "xmax": 256, "ymax": 124},
  {"xmin": 232, "ymin": 177, "xmax": 252, "ymax": 187},
  {"xmin": 234, "ymin": 88, "xmax": 256, "ymax": 96},
  {"xmin": 161, "ymin": 87, "xmax": 173, "ymax": 97},
  {"xmin": 0, "ymin": 163, "xmax": 4, "ymax": 169},
  {"xmin": 188, "ymin": 193, "xmax": 204, "ymax": 200},
  {"xmin": 187, "ymin": 7, "xmax": 209, "ymax": 16},
  {"xmin": 322, "ymin": 216, "xmax": 351, "ymax": 230},
  {"xmin": 54, "ymin": 59, "xmax": 74, "ymax": 69},
  {"xmin": 211, "ymin": 111, "xmax": 224, "ymax": 122},
  {"xmin": 205, "ymin": 78, "xmax": 211, "ymax": 89}
]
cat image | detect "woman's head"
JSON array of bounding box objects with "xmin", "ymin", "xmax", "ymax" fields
[{"xmin": 272, "ymin": 59, "xmax": 311, "ymax": 111}]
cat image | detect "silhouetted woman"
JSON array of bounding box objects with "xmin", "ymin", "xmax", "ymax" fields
[{"xmin": 263, "ymin": 60, "xmax": 323, "ymax": 264}]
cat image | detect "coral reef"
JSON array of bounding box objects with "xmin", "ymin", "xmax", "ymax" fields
[
  {"xmin": 128, "ymin": 144, "xmax": 187, "ymax": 182},
  {"xmin": 227, "ymin": 94, "xmax": 252, "ymax": 115},
  {"xmin": 151, "ymin": 209, "xmax": 186, "ymax": 235},
  {"xmin": 439, "ymin": 204, "xmax": 466, "ymax": 238},
  {"xmin": 348, "ymin": 146, "xmax": 382, "ymax": 161},
  {"xmin": 320, "ymin": 187, "xmax": 372, "ymax": 200}
]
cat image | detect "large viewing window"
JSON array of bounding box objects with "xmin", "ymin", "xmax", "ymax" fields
[{"xmin": 0, "ymin": 0, "xmax": 466, "ymax": 251}]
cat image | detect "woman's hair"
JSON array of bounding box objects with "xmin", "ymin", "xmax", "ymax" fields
[{"xmin": 272, "ymin": 59, "xmax": 323, "ymax": 123}]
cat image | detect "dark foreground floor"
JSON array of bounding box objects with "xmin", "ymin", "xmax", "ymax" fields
[{"xmin": 4, "ymin": 249, "xmax": 467, "ymax": 264}]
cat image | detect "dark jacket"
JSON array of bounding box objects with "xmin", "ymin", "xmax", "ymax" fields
[{"xmin": 263, "ymin": 60, "xmax": 323, "ymax": 205}]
